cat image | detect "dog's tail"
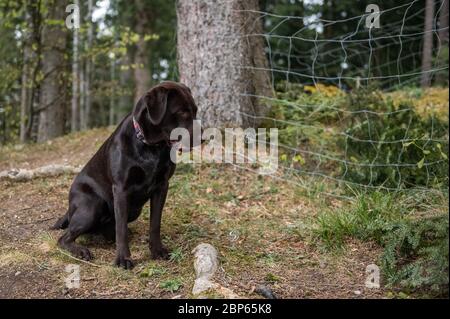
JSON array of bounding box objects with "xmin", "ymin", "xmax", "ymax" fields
[{"xmin": 50, "ymin": 212, "xmax": 69, "ymax": 230}]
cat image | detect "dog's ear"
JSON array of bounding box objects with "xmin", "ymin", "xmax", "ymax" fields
[{"xmin": 145, "ymin": 87, "xmax": 168, "ymax": 125}]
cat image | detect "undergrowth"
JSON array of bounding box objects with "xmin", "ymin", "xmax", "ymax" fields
[{"xmin": 312, "ymin": 191, "xmax": 449, "ymax": 297}]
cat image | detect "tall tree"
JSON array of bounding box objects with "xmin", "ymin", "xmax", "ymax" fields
[
  {"xmin": 37, "ymin": 0, "xmax": 67, "ymax": 142},
  {"xmin": 133, "ymin": 0, "xmax": 151, "ymax": 102},
  {"xmin": 177, "ymin": 0, "xmax": 273, "ymax": 128},
  {"xmin": 71, "ymin": 0, "xmax": 80, "ymax": 132},
  {"xmin": 109, "ymin": 55, "xmax": 116, "ymax": 125},
  {"xmin": 438, "ymin": 0, "xmax": 449, "ymax": 44},
  {"xmin": 118, "ymin": 51, "xmax": 133, "ymax": 122},
  {"xmin": 436, "ymin": 0, "xmax": 449, "ymax": 84},
  {"xmin": 420, "ymin": 0, "xmax": 435, "ymax": 87},
  {"xmin": 82, "ymin": 0, "xmax": 94, "ymax": 129},
  {"xmin": 109, "ymin": 33, "xmax": 119, "ymax": 126},
  {"xmin": 112, "ymin": 0, "xmax": 176, "ymax": 113},
  {"xmin": 20, "ymin": 0, "xmax": 39, "ymax": 142},
  {"xmin": 79, "ymin": 53, "xmax": 85, "ymax": 128}
]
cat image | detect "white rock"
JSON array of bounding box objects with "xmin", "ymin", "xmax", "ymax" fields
[
  {"xmin": 192, "ymin": 277, "xmax": 216, "ymax": 295},
  {"xmin": 191, "ymin": 243, "xmax": 239, "ymax": 298},
  {"xmin": 192, "ymin": 243, "xmax": 218, "ymax": 280}
]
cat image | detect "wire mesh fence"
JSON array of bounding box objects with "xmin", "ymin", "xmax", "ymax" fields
[{"xmin": 222, "ymin": 0, "xmax": 449, "ymax": 200}]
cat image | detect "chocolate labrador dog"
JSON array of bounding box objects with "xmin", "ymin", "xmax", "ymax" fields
[{"xmin": 51, "ymin": 81, "xmax": 199, "ymax": 269}]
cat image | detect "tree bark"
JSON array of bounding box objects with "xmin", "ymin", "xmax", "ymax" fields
[
  {"xmin": 71, "ymin": 0, "xmax": 80, "ymax": 132},
  {"xmin": 37, "ymin": 0, "xmax": 67, "ymax": 142},
  {"xmin": 109, "ymin": 51, "xmax": 116, "ymax": 126},
  {"xmin": 79, "ymin": 57, "xmax": 85, "ymax": 128},
  {"xmin": 82, "ymin": 0, "xmax": 94, "ymax": 130},
  {"xmin": 119, "ymin": 51, "xmax": 133, "ymax": 122},
  {"xmin": 20, "ymin": 1, "xmax": 35, "ymax": 143},
  {"xmin": 133, "ymin": 0, "xmax": 151, "ymax": 103},
  {"xmin": 438, "ymin": 0, "xmax": 449, "ymax": 44},
  {"xmin": 420, "ymin": 0, "xmax": 435, "ymax": 87},
  {"xmin": 323, "ymin": 0, "xmax": 334, "ymax": 39},
  {"xmin": 436, "ymin": 0, "xmax": 449, "ymax": 84},
  {"xmin": 177, "ymin": 0, "xmax": 273, "ymax": 128}
]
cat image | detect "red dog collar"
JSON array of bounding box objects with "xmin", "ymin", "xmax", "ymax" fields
[{"xmin": 132, "ymin": 116, "xmax": 149, "ymax": 145}]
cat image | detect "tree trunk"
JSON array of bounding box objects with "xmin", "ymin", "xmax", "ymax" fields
[
  {"xmin": 20, "ymin": 1, "xmax": 35, "ymax": 143},
  {"xmin": 436, "ymin": 0, "xmax": 449, "ymax": 84},
  {"xmin": 323, "ymin": 0, "xmax": 334, "ymax": 39},
  {"xmin": 438, "ymin": 0, "xmax": 449, "ymax": 44},
  {"xmin": 20, "ymin": 0, "xmax": 40, "ymax": 143},
  {"xmin": 20, "ymin": 52, "xmax": 32, "ymax": 143},
  {"xmin": 71, "ymin": 0, "xmax": 80, "ymax": 132},
  {"xmin": 109, "ymin": 53, "xmax": 116, "ymax": 126},
  {"xmin": 82, "ymin": 0, "xmax": 94, "ymax": 130},
  {"xmin": 37, "ymin": 0, "xmax": 67, "ymax": 142},
  {"xmin": 79, "ymin": 58, "xmax": 85, "ymax": 128},
  {"xmin": 119, "ymin": 52, "xmax": 133, "ymax": 122},
  {"xmin": 420, "ymin": 0, "xmax": 435, "ymax": 87},
  {"xmin": 177, "ymin": 0, "xmax": 273, "ymax": 128},
  {"xmin": 133, "ymin": 0, "xmax": 151, "ymax": 103}
]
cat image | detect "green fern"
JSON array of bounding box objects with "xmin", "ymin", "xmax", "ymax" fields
[{"xmin": 313, "ymin": 191, "xmax": 449, "ymax": 296}]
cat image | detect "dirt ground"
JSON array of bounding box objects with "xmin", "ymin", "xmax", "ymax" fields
[{"xmin": 0, "ymin": 128, "xmax": 394, "ymax": 299}]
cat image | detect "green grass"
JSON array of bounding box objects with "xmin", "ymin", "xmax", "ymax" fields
[
  {"xmin": 159, "ymin": 278, "xmax": 183, "ymax": 293},
  {"xmin": 139, "ymin": 262, "xmax": 167, "ymax": 278},
  {"xmin": 257, "ymin": 252, "xmax": 281, "ymax": 266},
  {"xmin": 169, "ymin": 247, "xmax": 185, "ymax": 263},
  {"xmin": 265, "ymin": 272, "xmax": 281, "ymax": 283},
  {"xmin": 312, "ymin": 191, "xmax": 449, "ymax": 296},
  {"xmin": 314, "ymin": 192, "xmax": 398, "ymax": 249},
  {"xmin": 2, "ymin": 120, "xmax": 447, "ymax": 298}
]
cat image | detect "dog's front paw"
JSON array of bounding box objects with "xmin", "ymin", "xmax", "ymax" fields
[
  {"xmin": 114, "ymin": 254, "xmax": 134, "ymax": 269},
  {"xmin": 151, "ymin": 245, "xmax": 169, "ymax": 260}
]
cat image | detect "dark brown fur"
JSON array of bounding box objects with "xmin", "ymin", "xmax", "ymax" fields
[{"xmin": 52, "ymin": 81, "xmax": 199, "ymax": 269}]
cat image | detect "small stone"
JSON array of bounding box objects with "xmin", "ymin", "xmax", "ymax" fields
[
  {"xmin": 255, "ymin": 285, "xmax": 277, "ymax": 299},
  {"xmin": 14, "ymin": 271, "xmax": 21, "ymax": 276},
  {"xmin": 354, "ymin": 290, "xmax": 362, "ymax": 295}
]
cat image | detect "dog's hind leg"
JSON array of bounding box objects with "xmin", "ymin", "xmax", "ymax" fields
[
  {"xmin": 57, "ymin": 207, "xmax": 98, "ymax": 261},
  {"xmin": 51, "ymin": 210, "xmax": 70, "ymax": 230}
]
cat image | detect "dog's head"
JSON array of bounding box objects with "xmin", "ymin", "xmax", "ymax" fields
[{"xmin": 132, "ymin": 81, "xmax": 200, "ymax": 148}]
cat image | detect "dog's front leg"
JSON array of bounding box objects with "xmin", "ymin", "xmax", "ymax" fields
[
  {"xmin": 149, "ymin": 181, "xmax": 170, "ymax": 259},
  {"xmin": 113, "ymin": 185, "xmax": 134, "ymax": 269}
]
